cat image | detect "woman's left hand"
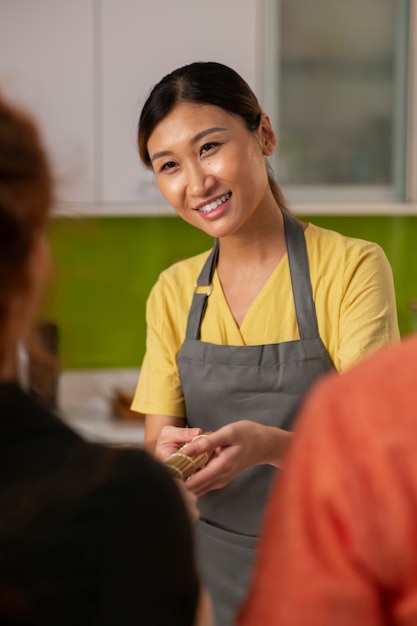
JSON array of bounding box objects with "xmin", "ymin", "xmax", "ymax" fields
[{"xmin": 183, "ymin": 421, "xmax": 292, "ymax": 496}]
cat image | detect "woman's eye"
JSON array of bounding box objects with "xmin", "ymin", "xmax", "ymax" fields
[
  {"xmin": 200, "ymin": 142, "xmax": 219, "ymax": 155},
  {"xmin": 159, "ymin": 161, "xmax": 177, "ymax": 172}
]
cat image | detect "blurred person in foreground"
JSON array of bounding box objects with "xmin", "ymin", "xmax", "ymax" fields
[
  {"xmin": 238, "ymin": 332, "xmax": 417, "ymax": 626},
  {"xmin": 0, "ymin": 94, "xmax": 210, "ymax": 626}
]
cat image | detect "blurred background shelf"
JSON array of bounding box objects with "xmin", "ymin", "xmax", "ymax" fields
[{"xmin": 58, "ymin": 368, "xmax": 145, "ymax": 446}]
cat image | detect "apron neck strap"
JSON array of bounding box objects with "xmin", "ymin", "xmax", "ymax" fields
[
  {"xmin": 185, "ymin": 211, "xmax": 320, "ymax": 341},
  {"xmin": 185, "ymin": 239, "xmax": 219, "ymax": 340},
  {"xmin": 283, "ymin": 210, "xmax": 319, "ymax": 339}
]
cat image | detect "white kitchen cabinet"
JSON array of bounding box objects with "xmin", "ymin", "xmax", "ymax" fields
[
  {"xmin": 0, "ymin": 0, "xmax": 261, "ymax": 215},
  {"xmin": 0, "ymin": 0, "xmax": 96, "ymax": 205},
  {"xmin": 99, "ymin": 0, "xmax": 261, "ymax": 212}
]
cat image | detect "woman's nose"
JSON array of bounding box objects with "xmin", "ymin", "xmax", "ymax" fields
[{"xmin": 186, "ymin": 163, "xmax": 215, "ymax": 196}]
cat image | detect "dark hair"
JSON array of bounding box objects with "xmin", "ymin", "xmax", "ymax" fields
[
  {"xmin": 138, "ymin": 61, "xmax": 289, "ymax": 212},
  {"xmin": 0, "ymin": 96, "xmax": 52, "ymax": 335}
]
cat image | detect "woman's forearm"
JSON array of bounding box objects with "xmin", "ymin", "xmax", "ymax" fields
[{"xmin": 257, "ymin": 424, "xmax": 293, "ymax": 469}]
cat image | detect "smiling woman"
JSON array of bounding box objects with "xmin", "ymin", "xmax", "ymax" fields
[
  {"xmin": 131, "ymin": 60, "xmax": 400, "ymax": 626},
  {"xmin": 146, "ymin": 101, "xmax": 276, "ymax": 240}
]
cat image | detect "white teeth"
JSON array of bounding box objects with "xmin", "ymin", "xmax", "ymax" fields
[{"xmin": 198, "ymin": 192, "xmax": 231, "ymax": 213}]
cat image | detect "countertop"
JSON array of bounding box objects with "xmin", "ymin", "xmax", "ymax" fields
[{"xmin": 57, "ymin": 368, "xmax": 145, "ymax": 447}]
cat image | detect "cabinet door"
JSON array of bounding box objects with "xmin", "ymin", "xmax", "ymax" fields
[
  {"xmin": 0, "ymin": 0, "xmax": 96, "ymax": 205},
  {"xmin": 264, "ymin": 0, "xmax": 411, "ymax": 210},
  {"xmin": 100, "ymin": 0, "xmax": 260, "ymax": 211}
]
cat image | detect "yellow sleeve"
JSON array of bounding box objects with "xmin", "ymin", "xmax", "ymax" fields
[
  {"xmin": 337, "ymin": 240, "xmax": 400, "ymax": 371},
  {"xmin": 131, "ymin": 273, "xmax": 186, "ymax": 418}
]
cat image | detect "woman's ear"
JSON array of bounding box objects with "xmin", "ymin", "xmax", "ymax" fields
[{"xmin": 259, "ymin": 114, "xmax": 276, "ymax": 156}]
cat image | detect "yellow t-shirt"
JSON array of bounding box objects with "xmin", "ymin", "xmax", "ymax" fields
[{"xmin": 132, "ymin": 223, "xmax": 399, "ymax": 418}]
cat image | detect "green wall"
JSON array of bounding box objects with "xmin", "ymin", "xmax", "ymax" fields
[{"xmin": 44, "ymin": 214, "xmax": 417, "ymax": 370}]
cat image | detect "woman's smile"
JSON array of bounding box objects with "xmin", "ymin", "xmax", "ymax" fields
[{"xmin": 195, "ymin": 192, "xmax": 232, "ymax": 217}]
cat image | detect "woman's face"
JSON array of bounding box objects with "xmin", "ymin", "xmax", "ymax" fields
[{"xmin": 147, "ymin": 102, "xmax": 276, "ymax": 239}]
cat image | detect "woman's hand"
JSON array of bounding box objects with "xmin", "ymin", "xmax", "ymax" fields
[
  {"xmin": 155, "ymin": 425, "xmax": 203, "ymax": 462},
  {"xmin": 183, "ymin": 421, "xmax": 292, "ymax": 496}
]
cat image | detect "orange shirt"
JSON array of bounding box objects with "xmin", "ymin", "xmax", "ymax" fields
[{"xmin": 238, "ymin": 334, "xmax": 417, "ymax": 626}]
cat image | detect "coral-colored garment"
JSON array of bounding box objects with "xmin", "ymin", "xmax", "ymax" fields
[{"xmin": 238, "ymin": 334, "xmax": 417, "ymax": 626}]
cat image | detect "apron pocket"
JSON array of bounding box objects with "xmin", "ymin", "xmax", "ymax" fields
[{"xmin": 195, "ymin": 519, "xmax": 259, "ymax": 626}]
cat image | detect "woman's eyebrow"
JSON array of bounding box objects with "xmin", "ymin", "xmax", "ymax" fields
[
  {"xmin": 191, "ymin": 126, "xmax": 227, "ymax": 145},
  {"xmin": 150, "ymin": 149, "xmax": 173, "ymax": 163},
  {"xmin": 150, "ymin": 126, "xmax": 227, "ymax": 163}
]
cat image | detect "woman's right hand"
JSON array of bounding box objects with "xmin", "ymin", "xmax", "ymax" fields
[
  {"xmin": 144, "ymin": 414, "xmax": 202, "ymax": 459},
  {"xmin": 155, "ymin": 424, "xmax": 203, "ymax": 462}
]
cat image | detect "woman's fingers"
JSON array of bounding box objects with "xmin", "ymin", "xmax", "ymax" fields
[
  {"xmin": 183, "ymin": 430, "xmax": 226, "ymax": 457},
  {"xmin": 155, "ymin": 426, "xmax": 203, "ymax": 461},
  {"xmin": 160, "ymin": 425, "xmax": 203, "ymax": 445},
  {"xmin": 185, "ymin": 446, "xmax": 237, "ymax": 495},
  {"xmin": 184, "ymin": 421, "xmax": 265, "ymax": 494}
]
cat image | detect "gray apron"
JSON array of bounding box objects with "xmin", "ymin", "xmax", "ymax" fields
[{"xmin": 177, "ymin": 210, "xmax": 335, "ymax": 626}]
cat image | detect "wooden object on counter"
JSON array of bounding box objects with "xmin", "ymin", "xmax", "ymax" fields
[{"xmin": 111, "ymin": 388, "xmax": 145, "ymax": 421}]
